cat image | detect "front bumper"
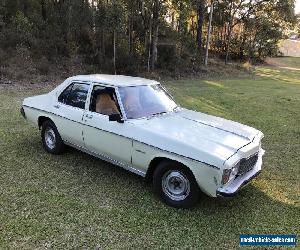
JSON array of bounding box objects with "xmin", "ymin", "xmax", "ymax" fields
[{"xmin": 216, "ymin": 149, "xmax": 265, "ymax": 197}]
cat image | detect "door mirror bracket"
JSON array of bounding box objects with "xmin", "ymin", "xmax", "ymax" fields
[{"xmin": 109, "ymin": 113, "xmax": 124, "ymax": 123}]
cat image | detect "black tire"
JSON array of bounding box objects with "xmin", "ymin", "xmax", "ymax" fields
[
  {"xmin": 153, "ymin": 160, "xmax": 200, "ymax": 208},
  {"xmin": 41, "ymin": 120, "xmax": 65, "ymax": 154}
]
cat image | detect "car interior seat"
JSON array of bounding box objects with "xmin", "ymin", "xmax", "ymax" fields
[{"xmin": 95, "ymin": 93, "xmax": 120, "ymax": 115}]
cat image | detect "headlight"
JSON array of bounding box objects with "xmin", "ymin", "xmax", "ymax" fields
[
  {"xmin": 231, "ymin": 163, "xmax": 239, "ymax": 176},
  {"xmin": 222, "ymin": 163, "xmax": 240, "ymax": 185}
]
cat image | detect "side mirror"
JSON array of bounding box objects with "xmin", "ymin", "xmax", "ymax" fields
[{"xmin": 109, "ymin": 113, "xmax": 124, "ymax": 123}]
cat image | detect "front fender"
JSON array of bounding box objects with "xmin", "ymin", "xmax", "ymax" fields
[{"xmin": 132, "ymin": 140, "xmax": 221, "ymax": 197}]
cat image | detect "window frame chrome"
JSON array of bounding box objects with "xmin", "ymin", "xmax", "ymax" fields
[
  {"xmin": 88, "ymin": 82, "xmax": 128, "ymax": 121},
  {"xmin": 57, "ymin": 81, "xmax": 91, "ymax": 110}
]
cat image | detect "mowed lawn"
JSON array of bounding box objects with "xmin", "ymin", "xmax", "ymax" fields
[{"xmin": 0, "ymin": 58, "xmax": 299, "ymax": 249}]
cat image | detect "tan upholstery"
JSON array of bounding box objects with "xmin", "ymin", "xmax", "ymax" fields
[{"xmin": 95, "ymin": 93, "xmax": 119, "ymax": 115}]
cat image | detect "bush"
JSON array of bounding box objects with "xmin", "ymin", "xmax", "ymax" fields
[
  {"xmin": 157, "ymin": 44, "xmax": 176, "ymax": 71},
  {"xmin": 0, "ymin": 11, "xmax": 34, "ymax": 49},
  {"xmin": 0, "ymin": 49, "xmax": 10, "ymax": 67},
  {"xmin": 116, "ymin": 53, "xmax": 140, "ymax": 75},
  {"xmin": 36, "ymin": 57, "xmax": 50, "ymax": 75}
]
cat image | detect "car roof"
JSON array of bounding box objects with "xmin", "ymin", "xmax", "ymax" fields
[{"xmin": 69, "ymin": 74, "xmax": 159, "ymax": 87}]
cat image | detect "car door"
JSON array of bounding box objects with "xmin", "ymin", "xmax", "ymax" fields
[
  {"xmin": 53, "ymin": 82, "xmax": 90, "ymax": 146},
  {"xmin": 82, "ymin": 84, "xmax": 133, "ymax": 165}
]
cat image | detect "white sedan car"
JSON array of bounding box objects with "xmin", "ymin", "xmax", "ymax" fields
[{"xmin": 21, "ymin": 75, "xmax": 265, "ymax": 208}]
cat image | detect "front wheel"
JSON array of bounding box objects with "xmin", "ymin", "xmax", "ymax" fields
[
  {"xmin": 41, "ymin": 120, "xmax": 65, "ymax": 154},
  {"xmin": 153, "ymin": 161, "xmax": 200, "ymax": 208}
]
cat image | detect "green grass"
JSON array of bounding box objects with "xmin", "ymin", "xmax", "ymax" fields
[
  {"xmin": 0, "ymin": 58, "xmax": 299, "ymax": 249},
  {"xmin": 267, "ymin": 56, "xmax": 300, "ymax": 70}
]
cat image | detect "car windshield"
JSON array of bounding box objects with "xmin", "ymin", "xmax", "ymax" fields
[{"xmin": 118, "ymin": 84, "xmax": 177, "ymax": 119}]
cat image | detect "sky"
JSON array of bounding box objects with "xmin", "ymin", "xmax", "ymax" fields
[{"xmin": 296, "ymin": 0, "xmax": 300, "ymax": 14}]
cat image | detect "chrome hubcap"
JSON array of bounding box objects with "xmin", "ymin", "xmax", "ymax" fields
[
  {"xmin": 162, "ymin": 170, "xmax": 190, "ymax": 201},
  {"xmin": 45, "ymin": 127, "xmax": 56, "ymax": 149}
]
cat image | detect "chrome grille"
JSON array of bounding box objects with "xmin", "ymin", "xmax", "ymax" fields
[{"xmin": 237, "ymin": 153, "xmax": 258, "ymax": 175}]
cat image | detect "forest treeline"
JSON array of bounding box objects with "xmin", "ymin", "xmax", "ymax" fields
[{"xmin": 0, "ymin": 0, "xmax": 297, "ymax": 74}]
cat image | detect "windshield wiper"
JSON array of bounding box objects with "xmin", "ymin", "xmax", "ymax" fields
[
  {"xmin": 173, "ymin": 106, "xmax": 180, "ymax": 111},
  {"xmin": 152, "ymin": 111, "xmax": 167, "ymax": 116}
]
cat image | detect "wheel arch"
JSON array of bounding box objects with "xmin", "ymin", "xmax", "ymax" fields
[
  {"xmin": 146, "ymin": 156, "xmax": 195, "ymax": 183},
  {"xmin": 38, "ymin": 116, "xmax": 53, "ymax": 129}
]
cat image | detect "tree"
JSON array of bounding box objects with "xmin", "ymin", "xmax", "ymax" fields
[
  {"xmin": 196, "ymin": 0, "xmax": 206, "ymax": 53},
  {"xmin": 204, "ymin": 0, "xmax": 214, "ymax": 65},
  {"xmin": 151, "ymin": 0, "xmax": 160, "ymax": 70},
  {"xmin": 0, "ymin": 0, "xmax": 296, "ymax": 73}
]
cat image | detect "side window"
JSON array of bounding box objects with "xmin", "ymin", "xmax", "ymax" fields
[
  {"xmin": 58, "ymin": 84, "xmax": 73, "ymax": 104},
  {"xmin": 90, "ymin": 86, "xmax": 120, "ymax": 116},
  {"xmin": 58, "ymin": 83, "xmax": 89, "ymax": 109}
]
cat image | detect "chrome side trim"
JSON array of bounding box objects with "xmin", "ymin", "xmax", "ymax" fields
[
  {"xmin": 23, "ymin": 105, "xmax": 220, "ymax": 170},
  {"xmin": 135, "ymin": 149, "xmax": 146, "ymax": 154},
  {"xmin": 64, "ymin": 140, "xmax": 146, "ymax": 177}
]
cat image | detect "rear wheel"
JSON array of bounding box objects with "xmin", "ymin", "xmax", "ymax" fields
[
  {"xmin": 41, "ymin": 120, "xmax": 65, "ymax": 154},
  {"xmin": 153, "ymin": 161, "xmax": 200, "ymax": 208}
]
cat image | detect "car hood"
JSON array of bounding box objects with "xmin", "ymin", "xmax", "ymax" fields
[{"xmin": 130, "ymin": 108, "xmax": 259, "ymax": 167}]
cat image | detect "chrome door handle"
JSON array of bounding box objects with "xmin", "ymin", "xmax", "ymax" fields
[{"xmin": 54, "ymin": 104, "xmax": 60, "ymax": 109}]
